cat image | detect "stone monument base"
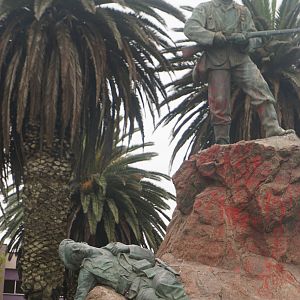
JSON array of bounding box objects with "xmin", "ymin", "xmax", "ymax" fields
[
  {"xmin": 158, "ymin": 134, "xmax": 300, "ymax": 299},
  {"xmin": 87, "ymin": 286, "xmax": 126, "ymax": 300}
]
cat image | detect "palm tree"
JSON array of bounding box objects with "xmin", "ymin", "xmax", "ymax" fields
[
  {"xmin": 0, "ymin": 184, "xmax": 24, "ymax": 258},
  {"xmin": 71, "ymin": 135, "xmax": 174, "ymax": 252},
  {"xmin": 0, "ymin": 134, "xmax": 174, "ymax": 297},
  {"xmin": 0, "ymin": 133, "xmax": 174, "ymax": 252},
  {"xmin": 159, "ymin": 0, "xmax": 300, "ymax": 165},
  {"xmin": 0, "ymin": 0, "xmax": 184, "ymax": 298}
]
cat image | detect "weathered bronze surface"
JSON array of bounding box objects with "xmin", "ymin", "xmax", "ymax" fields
[
  {"xmin": 59, "ymin": 239, "xmax": 189, "ymax": 300},
  {"xmin": 184, "ymin": 0, "xmax": 294, "ymax": 144}
]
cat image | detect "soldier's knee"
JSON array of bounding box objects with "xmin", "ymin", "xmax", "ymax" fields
[
  {"xmin": 152, "ymin": 270, "xmax": 188, "ymax": 300},
  {"xmin": 153, "ymin": 269, "xmax": 177, "ymax": 287}
]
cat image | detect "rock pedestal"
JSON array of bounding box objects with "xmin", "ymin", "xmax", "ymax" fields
[
  {"xmin": 158, "ymin": 134, "xmax": 300, "ymax": 300},
  {"xmin": 86, "ymin": 286, "xmax": 126, "ymax": 300}
]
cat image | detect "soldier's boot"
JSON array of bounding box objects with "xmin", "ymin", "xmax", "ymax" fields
[
  {"xmin": 213, "ymin": 124, "xmax": 230, "ymax": 144},
  {"xmin": 257, "ymin": 102, "xmax": 295, "ymax": 137}
]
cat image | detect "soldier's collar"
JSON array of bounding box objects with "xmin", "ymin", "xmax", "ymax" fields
[{"xmin": 213, "ymin": 0, "xmax": 236, "ymax": 9}]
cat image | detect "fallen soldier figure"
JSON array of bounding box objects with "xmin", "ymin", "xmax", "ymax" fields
[{"xmin": 59, "ymin": 239, "xmax": 189, "ymax": 300}]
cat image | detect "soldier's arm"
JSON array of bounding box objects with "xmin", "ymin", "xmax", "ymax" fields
[
  {"xmin": 244, "ymin": 7, "xmax": 262, "ymax": 51},
  {"xmin": 105, "ymin": 242, "xmax": 155, "ymax": 264},
  {"xmin": 184, "ymin": 4, "xmax": 215, "ymax": 46},
  {"xmin": 104, "ymin": 242, "xmax": 129, "ymax": 255},
  {"xmin": 74, "ymin": 268, "xmax": 97, "ymax": 300},
  {"xmin": 128, "ymin": 245, "xmax": 155, "ymax": 264}
]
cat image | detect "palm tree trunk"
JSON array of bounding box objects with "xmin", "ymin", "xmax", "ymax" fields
[{"xmin": 20, "ymin": 131, "xmax": 72, "ymax": 300}]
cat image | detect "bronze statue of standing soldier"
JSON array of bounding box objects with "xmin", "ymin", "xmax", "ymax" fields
[{"xmin": 184, "ymin": 0, "xmax": 294, "ymax": 144}]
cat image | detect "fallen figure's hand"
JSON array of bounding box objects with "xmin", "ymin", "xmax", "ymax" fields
[{"xmin": 110, "ymin": 243, "xmax": 130, "ymax": 256}]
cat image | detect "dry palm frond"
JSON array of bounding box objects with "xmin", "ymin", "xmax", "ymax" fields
[{"xmin": 0, "ymin": 0, "xmax": 185, "ymax": 187}]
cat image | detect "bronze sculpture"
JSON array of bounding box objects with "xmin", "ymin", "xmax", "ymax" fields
[
  {"xmin": 184, "ymin": 0, "xmax": 294, "ymax": 144},
  {"xmin": 59, "ymin": 239, "xmax": 189, "ymax": 299}
]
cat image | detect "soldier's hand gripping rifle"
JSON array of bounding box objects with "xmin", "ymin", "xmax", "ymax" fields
[
  {"xmin": 184, "ymin": 27, "xmax": 300, "ymax": 85},
  {"xmin": 182, "ymin": 27, "xmax": 300, "ymax": 58}
]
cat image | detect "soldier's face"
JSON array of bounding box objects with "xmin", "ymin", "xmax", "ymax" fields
[
  {"xmin": 63, "ymin": 241, "xmax": 89, "ymax": 266},
  {"xmin": 69, "ymin": 243, "xmax": 89, "ymax": 263}
]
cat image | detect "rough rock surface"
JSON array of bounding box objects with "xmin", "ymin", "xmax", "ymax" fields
[
  {"xmin": 86, "ymin": 286, "xmax": 126, "ymax": 300},
  {"xmin": 158, "ymin": 134, "xmax": 300, "ymax": 300}
]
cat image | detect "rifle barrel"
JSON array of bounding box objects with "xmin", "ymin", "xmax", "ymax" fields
[
  {"xmin": 246, "ymin": 28, "xmax": 300, "ymax": 39},
  {"xmin": 181, "ymin": 28, "xmax": 300, "ymax": 57}
]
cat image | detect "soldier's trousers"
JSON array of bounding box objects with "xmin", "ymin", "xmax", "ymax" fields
[
  {"xmin": 208, "ymin": 60, "xmax": 275, "ymax": 125},
  {"xmin": 136, "ymin": 269, "xmax": 189, "ymax": 300}
]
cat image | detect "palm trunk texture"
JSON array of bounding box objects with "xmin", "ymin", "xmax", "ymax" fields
[{"xmin": 20, "ymin": 131, "xmax": 72, "ymax": 300}]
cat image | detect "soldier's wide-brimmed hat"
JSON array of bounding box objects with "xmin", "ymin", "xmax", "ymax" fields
[{"xmin": 58, "ymin": 239, "xmax": 81, "ymax": 271}]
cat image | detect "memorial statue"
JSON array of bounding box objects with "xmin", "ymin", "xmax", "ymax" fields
[
  {"xmin": 58, "ymin": 239, "xmax": 189, "ymax": 300},
  {"xmin": 183, "ymin": 0, "xmax": 295, "ymax": 144}
]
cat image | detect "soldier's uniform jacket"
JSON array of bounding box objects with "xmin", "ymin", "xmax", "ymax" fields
[
  {"xmin": 184, "ymin": 0, "xmax": 261, "ymax": 69},
  {"xmin": 81, "ymin": 243, "xmax": 155, "ymax": 298},
  {"xmin": 78, "ymin": 243, "xmax": 188, "ymax": 299}
]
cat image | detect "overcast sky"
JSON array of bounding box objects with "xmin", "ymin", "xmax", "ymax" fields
[
  {"xmin": 136, "ymin": 1, "xmax": 206, "ymax": 176},
  {"xmin": 137, "ymin": 1, "xmax": 208, "ymax": 193}
]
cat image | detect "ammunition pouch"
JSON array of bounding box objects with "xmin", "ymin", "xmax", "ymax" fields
[
  {"xmin": 116, "ymin": 275, "xmax": 131, "ymax": 295},
  {"xmin": 192, "ymin": 53, "xmax": 208, "ymax": 85},
  {"xmin": 126, "ymin": 277, "xmax": 141, "ymax": 299},
  {"xmin": 116, "ymin": 275, "xmax": 141, "ymax": 299},
  {"xmin": 142, "ymin": 267, "xmax": 157, "ymax": 279},
  {"xmin": 131, "ymin": 259, "xmax": 154, "ymax": 274}
]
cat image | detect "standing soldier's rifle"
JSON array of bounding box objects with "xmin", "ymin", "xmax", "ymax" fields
[
  {"xmin": 183, "ymin": 27, "xmax": 300, "ymax": 84},
  {"xmin": 182, "ymin": 27, "xmax": 300, "ymax": 58}
]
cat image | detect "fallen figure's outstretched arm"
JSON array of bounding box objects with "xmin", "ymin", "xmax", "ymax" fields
[{"xmin": 74, "ymin": 268, "xmax": 97, "ymax": 300}]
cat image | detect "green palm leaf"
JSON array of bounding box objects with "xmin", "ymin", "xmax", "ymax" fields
[
  {"xmin": 0, "ymin": 184, "xmax": 23, "ymax": 256},
  {"xmin": 71, "ymin": 128, "xmax": 174, "ymax": 250}
]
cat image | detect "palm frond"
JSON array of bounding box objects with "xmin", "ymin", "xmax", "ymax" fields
[
  {"xmin": 71, "ymin": 128, "xmax": 174, "ymax": 250},
  {"xmin": 34, "ymin": 0, "xmax": 53, "ymax": 20},
  {"xmin": 0, "ymin": 184, "xmax": 23, "ymax": 256},
  {"xmin": 0, "ymin": 0, "xmax": 184, "ymax": 194}
]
